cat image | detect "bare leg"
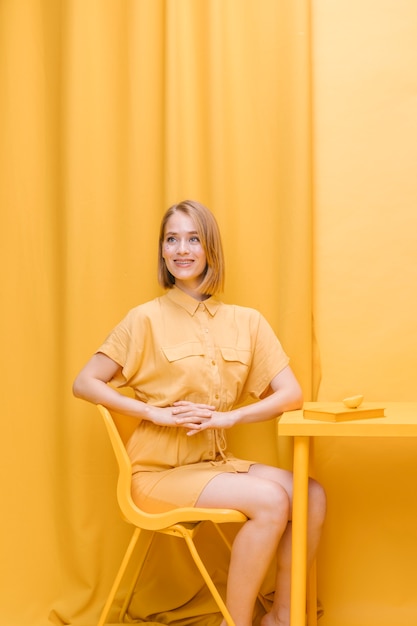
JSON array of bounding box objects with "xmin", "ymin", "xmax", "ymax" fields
[
  {"xmin": 196, "ymin": 464, "xmax": 326, "ymax": 626},
  {"xmin": 196, "ymin": 467, "xmax": 292, "ymax": 626},
  {"xmin": 254, "ymin": 466, "xmax": 326, "ymax": 626}
]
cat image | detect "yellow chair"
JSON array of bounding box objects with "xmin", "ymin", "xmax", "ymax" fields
[{"xmin": 95, "ymin": 404, "xmax": 248, "ymax": 626}]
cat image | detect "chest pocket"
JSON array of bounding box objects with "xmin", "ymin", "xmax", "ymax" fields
[
  {"xmin": 160, "ymin": 342, "xmax": 207, "ymax": 400},
  {"xmin": 220, "ymin": 347, "xmax": 251, "ymax": 367},
  {"xmin": 219, "ymin": 347, "xmax": 252, "ymax": 404},
  {"xmin": 161, "ymin": 342, "xmax": 204, "ymax": 362}
]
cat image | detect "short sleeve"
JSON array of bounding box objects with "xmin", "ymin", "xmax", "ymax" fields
[
  {"xmin": 239, "ymin": 311, "xmax": 290, "ymax": 402},
  {"xmin": 96, "ymin": 308, "xmax": 145, "ymax": 388}
]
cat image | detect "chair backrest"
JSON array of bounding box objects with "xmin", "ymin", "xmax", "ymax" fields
[
  {"xmin": 109, "ymin": 409, "xmax": 139, "ymax": 446},
  {"xmin": 97, "ymin": 405, "xmax": 138, "ymax": 518},
  {"xmin": 96, "ymin": 404, "xmax": 248, "ymax": 530}
]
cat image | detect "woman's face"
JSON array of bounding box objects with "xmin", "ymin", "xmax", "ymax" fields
[{"xmin": 162, "ymin": 211, "xmax": 207, "ymax": 297}]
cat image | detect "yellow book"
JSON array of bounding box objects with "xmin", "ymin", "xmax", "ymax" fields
[{"xmin": 303, "ymin": 403, "xmax": 385, "ymax": 422}]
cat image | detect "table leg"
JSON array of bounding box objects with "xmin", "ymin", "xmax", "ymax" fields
[{"xmin": 291, "ymin": 436, "xmax": 310, "ymax": 626}]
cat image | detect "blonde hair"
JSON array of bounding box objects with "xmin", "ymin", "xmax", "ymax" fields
[{"xmin": 158, "ymin": 200, "xmax": 225, "ymax": 295}]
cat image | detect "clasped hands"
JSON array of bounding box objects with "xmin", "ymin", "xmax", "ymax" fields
[{"xmin": 168, "ymin": 400, "xmax": 235, "ymax": 435}]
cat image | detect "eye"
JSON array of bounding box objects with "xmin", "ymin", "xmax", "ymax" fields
[
  {"xmin": 166, "ymin": 236, "xmax": 176, "ymax": 243},
  {"xmin": 190, "ymin": 236, "xmax": 200, "ymax": 243}
]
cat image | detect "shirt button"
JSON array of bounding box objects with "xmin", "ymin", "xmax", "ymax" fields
[
  {"xmin": 211, "ymin": 360, "xmax": 216, "ymax": 366},
  {"xmin": 215, "ymin": 394, "xmax": 219, "ymax": 399}
]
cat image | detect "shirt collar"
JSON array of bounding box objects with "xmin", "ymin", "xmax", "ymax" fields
[{"xmin": 166, "ymin": 286, "xmax": 221, "ymax": 316}]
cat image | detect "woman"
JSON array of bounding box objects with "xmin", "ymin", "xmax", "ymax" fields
[{"xmin": 73, "ymin": 200, "xmax": 326, "ymax": 626}]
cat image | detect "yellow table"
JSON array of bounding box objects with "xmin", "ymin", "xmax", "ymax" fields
[{"xmin": 278, "ymin": 401, "xmax": 417, "ymax": 626}]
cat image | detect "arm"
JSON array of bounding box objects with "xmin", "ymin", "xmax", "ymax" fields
[
  {"xmin": 233, "ymin": 364, "xmax": 303, "ymax": 425},
  {"xmin": 174, "ymin": 365, "xmax": 303, "ymax": 434},
  {"xmin": 73, "ymin": 353, "xmax": 151, "ymax": 418},
  {"xmin": 73, "ymin": 352, "xmax": 215, "ymax": 426}
]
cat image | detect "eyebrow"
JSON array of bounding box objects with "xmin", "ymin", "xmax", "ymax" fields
[{"xmin": 165, "ymin": 230, "xmax": 199, "ymax": 236}]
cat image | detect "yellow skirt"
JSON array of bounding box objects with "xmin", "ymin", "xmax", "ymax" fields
[{"xmin": 126, "ymin": 420, "xmax": 255, "ymax": 512}]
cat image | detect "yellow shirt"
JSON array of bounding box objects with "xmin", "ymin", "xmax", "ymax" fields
[{"xmin": 97, "ymin": 286, "xmax": 290, "ymax": 511}]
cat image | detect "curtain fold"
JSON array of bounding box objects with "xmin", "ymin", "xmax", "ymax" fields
[{"xmin": 0, "ymin": 1, "xmax": 312, "ymax": 624}]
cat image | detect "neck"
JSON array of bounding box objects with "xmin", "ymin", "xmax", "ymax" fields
[{"xmin": 174, "ymin": 282, "xmax": 210, "ymax": 301}]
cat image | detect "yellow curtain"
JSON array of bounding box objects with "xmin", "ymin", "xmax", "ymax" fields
[{"xmin": 0, "ymin": 1, "xmax": 312, "ymax": 625}]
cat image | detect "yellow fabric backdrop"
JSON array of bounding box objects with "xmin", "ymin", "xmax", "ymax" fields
[{"xmin": 0, "ymin": 1, "xmax": 312, "ymax": 625}]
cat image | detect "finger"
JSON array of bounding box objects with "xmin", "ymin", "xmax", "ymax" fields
[
  {"xmin": 179, "ymin": 422, "xmax": 202, "ymax": 433},
  {"xmin": 186, "ymin": 429, "xmax": 200, "ymax": 436},
  {"xmin": 175, "ymin": 415, "xmax": 211, "ymax": 425},
  {"xmin": 172, "ymin": 401, "xmax": 193, "ymax": 407},
  {"xmin": 172, "ymin": 407, "xmax": 213, "ymax": 417},
  {"xmin": 173, "ymin": 401, "xmax": 215, "ymax": 410}
]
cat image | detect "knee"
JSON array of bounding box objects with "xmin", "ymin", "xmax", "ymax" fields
[
  {"xmin": 256, "ymin": 482, "xmax": 291, "ymax": 528},
  {"xmin": 308, "ymin": 478, "xmax": 327, "ymax": 525}
]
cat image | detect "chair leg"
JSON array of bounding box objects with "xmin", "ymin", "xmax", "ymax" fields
[
  {"xmin": 175, "ymin": 526, "xmax": 236, "ymax": 626},
  {"xmin": 212, "ymin": 522, "xmax": 234, "ymax": 551},
  {"xmin": 97, "ymin": 527, "xmax": 142, "ymax": 626},
  {"xmin": 118, "ymin": 530, "xmax": 155, "ymax": 622}
]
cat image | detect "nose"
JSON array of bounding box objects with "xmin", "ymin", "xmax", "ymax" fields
[{"xmin": 177, "ymin": 238, "xmax": 189, "ymax": 254}]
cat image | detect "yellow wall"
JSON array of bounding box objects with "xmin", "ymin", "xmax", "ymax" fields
[
  {"xmin": 313, "ymin": 0, "xmax": 417, "ymax": 402},
  {"xmin": 312, "ymin": 2, "xmax": 417, "ymax": 625},
  {"xmin": 1, "ymin": 1, "xmax": 417, "ymax": 625}
]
